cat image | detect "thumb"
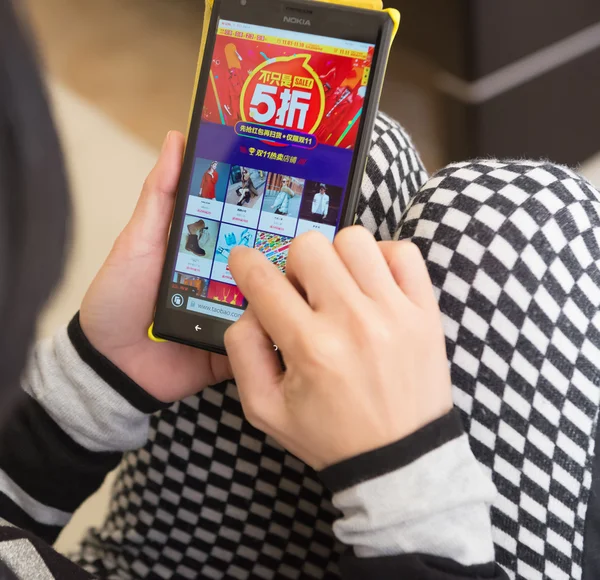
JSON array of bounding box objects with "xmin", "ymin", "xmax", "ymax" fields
[
  {"xmin": 225, "ymin": 307, "xmax": 286, "ymax": 432},
  {"xmin": 124, "ymin": 131, "xmax": 186, "ymax": 255}
]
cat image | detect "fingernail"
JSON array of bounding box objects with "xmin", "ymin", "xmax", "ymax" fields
[{"xmin": 161, "ymin": 131, "xmax": 172, "ymax": 152}]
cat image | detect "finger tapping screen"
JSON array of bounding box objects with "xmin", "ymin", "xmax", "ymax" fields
[{"xmin": 168, "ymin": 18, "xmax": 375, "ymax": 323}]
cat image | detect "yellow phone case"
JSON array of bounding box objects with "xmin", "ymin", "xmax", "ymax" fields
[{"xmin": 149, "ymin": 0, "xmax": 400, "ymax": 344}]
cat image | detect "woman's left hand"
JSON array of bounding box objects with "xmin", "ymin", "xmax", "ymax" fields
[{"xmin": 80, "ymin": 132, "xmax": 232, "ymax": 403}]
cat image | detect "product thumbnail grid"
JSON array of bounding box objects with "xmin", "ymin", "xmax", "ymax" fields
[{"xmin": 168, "ymin": 156, "xmax": 343, "ymax": 321}]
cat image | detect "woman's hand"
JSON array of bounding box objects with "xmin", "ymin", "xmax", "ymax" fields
[
  {"xmin": 225, "ymin": 228, "xmax": 452, "ymax": 470},
  {"xmin": 80, "ymin": 132, "xmax": 232, "ymax": 403}
]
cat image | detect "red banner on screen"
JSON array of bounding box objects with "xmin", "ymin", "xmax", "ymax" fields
[{"xmin": 203, "ymin": 31, "xmax": 373, "ymax": 149}]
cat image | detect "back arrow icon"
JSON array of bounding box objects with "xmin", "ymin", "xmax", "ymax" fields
[{"xmin": 195, "ymin": 325, "xmax": 201, "ymax": 331}]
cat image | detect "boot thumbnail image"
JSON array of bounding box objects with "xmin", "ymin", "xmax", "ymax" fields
[{"xmin": 180, "ymin": 216, "xmax": 219, "ymax": 259}]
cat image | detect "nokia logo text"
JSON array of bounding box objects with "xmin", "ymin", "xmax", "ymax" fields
[{"xmin": 283, "ymin": 16, "xmax": 311, "ymax": 25}]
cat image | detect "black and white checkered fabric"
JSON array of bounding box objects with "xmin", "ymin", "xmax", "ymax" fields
[
  {"xmin": 356, "ymin": 111, "xmax": 427, "ymax": 239},
  {"xmin": 74, "ymin": 119, "xmax": 600, "ymax": 580},
  {"xmin": 74, "ymin": 112, "xmax": 428, "ymax": 580},
  {"xmin": 397, "ymin": 160, "xmax": 600, "ymax": 580}
]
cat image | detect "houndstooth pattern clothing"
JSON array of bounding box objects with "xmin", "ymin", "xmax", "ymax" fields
[
  {"xmin": 397, "ymin": 160, "xmax": 600, "ymax": 580},
  {"xmin": 357, "ymin": 111, "xmax": 427, "ymax": 239},
  {"xmin": 74, "ymin": 117, "xmax": 600, "ymax": 579}
]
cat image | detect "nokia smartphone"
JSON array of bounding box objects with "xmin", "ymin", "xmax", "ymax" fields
[{"xmin": 152, "ymin": 0, "xmax": 397, "ymax": 354}]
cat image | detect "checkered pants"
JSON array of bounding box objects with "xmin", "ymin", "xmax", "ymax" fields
[{"xmin": 74, "ymin": 113, "xmax": 600, "ymax": 580}]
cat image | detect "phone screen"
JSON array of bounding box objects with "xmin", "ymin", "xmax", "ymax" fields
[{"xmin": 166, "ymin": 18, "xmax": 375, "ymax": 324}]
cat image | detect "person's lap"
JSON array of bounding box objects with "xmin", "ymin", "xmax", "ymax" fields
[{"xmin": 75, "ymin": 113, "xmax": 600, "ymax": 580}]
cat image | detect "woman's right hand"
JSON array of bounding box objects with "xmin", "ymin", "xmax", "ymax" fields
[{"xmin": 225, "ymin": 228, "xmax": 453, "ymax": 470}]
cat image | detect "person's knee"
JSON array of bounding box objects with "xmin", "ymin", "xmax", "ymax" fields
[
  {"xmin": 398, "ymin": 159, "xmax": 600, "ymax": 261},
  {"xmin": 394, "ymin": 159, "xmax": 600, "ymax": 317},
  {"xmin": 358, "ymin": 112, "xmax": 428, "ymax": 240}
]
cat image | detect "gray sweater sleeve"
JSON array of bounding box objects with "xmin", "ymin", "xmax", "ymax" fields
[
  {"xmin": 0, "ymin": 313, "xmax": 169, "ymax": 542},
  {"xmin": 23, "ymin": 326, "xmax": 154, "ymax": 452},
  {"xmin": 332, "ymin": 433, "xmax": 496, "ymax": 564},
  {"xmin": 319, "ymin": 410, "xmax": 508, "ymax": 580}
]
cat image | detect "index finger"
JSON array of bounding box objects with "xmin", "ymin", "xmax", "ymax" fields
[
  {"xmin": 378, "ymin": 241, "xmax": 438, "ymax": 310},
  {"xmin": 228, "ymin": 246, "xmax": 314, "ymax": 351}
]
